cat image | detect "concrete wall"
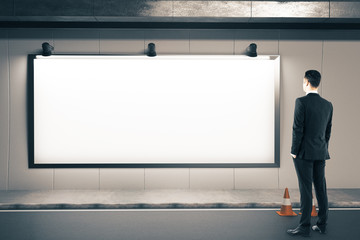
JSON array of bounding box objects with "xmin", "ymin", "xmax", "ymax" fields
[
  {"xmin": 0, "ymin": 28, "xmax": 359, "ymax": 190},
  {"xmin": 2, "ymin": 1, "xmax": 360, "ymax": 23}
]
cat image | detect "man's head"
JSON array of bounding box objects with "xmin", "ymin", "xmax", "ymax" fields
[{"xmin": 303, "ymin": 70, "xmax": 321, "ymax": 92}]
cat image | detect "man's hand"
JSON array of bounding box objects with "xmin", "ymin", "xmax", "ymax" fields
[{"xmin": 290, "ymin": 153, "xmax": 296, "ymax": 159}]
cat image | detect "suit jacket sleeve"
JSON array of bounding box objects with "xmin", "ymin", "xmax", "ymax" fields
[
  {"xmin": 325, "ymin": 102, "xmax": 333, "ymax": 144},
  {"xmin": 291, "ymin": 98, "xmax": 305, "ymax": 155}
]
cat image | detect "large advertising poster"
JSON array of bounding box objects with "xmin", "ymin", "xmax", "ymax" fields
[{"xmin": 30, "ymin": 55, "xmax": 280, "ymax": 168}]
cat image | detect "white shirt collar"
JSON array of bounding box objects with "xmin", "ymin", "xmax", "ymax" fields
[{"xmin": 306, "ymin": 90, "xmax": 319, "ymax": 95}]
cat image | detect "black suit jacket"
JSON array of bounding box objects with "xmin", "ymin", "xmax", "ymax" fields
[{"xmin": 291, "ymin": 93, "xmax": 333, "ymax": 160}]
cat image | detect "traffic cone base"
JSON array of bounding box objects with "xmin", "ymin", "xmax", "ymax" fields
[
  {"xmin": 276, "ymin": 188, "xmax": 297, "ymax": 216},
  {"xmin": 276, "ymin": 210, "xmax": 297, "ymax": 216},
  {"xmin": 299, "ymin": 195, "xmax": 318, "ymax": 217},
  {"xmin": 298, "ymin": 207, "xmax": 318, "ymax": 217},
  {"xmin": 311, "ymin": 197, "xmax": 318, "ymax": 216},
  {"xmin": 276, "ymin": 202, "xmax": 297, "ymax": 216},
  {"xmin": 311, "ymin": 206, "xmax": 318, "ymax": 217}
]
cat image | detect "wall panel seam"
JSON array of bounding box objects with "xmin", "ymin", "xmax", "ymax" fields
[
  {"xmin": 98, "ymin": 168, "xmax": 101, "ymax": 190},
  {"xmin": 321, "ymin": 40, "xmax": 324, "ymax": 96},
  {"xmin": 233, "ymin": 168, "xmax": 235, "ymax": 189},
  {"xmin": 12, "ymin": 0, "xmax": 15, "ymax": 16},
  {"xmin": 93, "ymin": 0, "xmax": 95, "ymax": 18},
  {"xmin": 98, "ymin": 30, "xmax": 101, "ymax": 190},
  {"xmin": 277, "ymin": 30, "xmax": 280, "ymax": 55},
  {"xmin": 233, "ymin": 31, "xmax": 235, "ymax": 55},
  {"xmin": 143, "ymin": 30, "xmax": 146, "ymax": 55},
  {"xmin": 277, "ymin": 168, "xmax": 280, "ymax": 189},
  {"xmin": 188, "ymin": 31, "xmax": 190, "ymax": 54},
  {"xmin": 144, "ymin": 169, "xmax": 146, "ymax": 190},
  {"xmin": 250, "ymin": 1, "xmax": 253, "ymax": 19},
  {"xmin": 52, "ymin": 30, "xmax": 55, "ymax": 190},
  {"xmin": 189, "ymin": 168, "xmax": 191, "ymax": 189},
  {"xmin": 6, "ymin": 30, "xmax": 10, "ymax": 191},
  {"xmin": 98, "ymin": 31, "xmax": 100, "ymax": 55},
  {"xmin": 188, "ymin": 168, "xmax": 190, "ymax": 189}
]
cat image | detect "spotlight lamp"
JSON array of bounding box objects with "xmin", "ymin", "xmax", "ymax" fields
[
  {"xmin": 147, "ymin": 43, "xmax": 157, "ymax": 57},
  {"xmin": 42, "ymin": 42, "xmax": 54, "ymax": 56},
  {"xmin": 246, "ymin": 43, "xmax": 257, "ymax": 57}
]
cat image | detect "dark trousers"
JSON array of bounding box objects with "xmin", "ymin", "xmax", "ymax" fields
[{"xmin": 293, "ymin": 158, "xmax": 328, "ymax": 228}]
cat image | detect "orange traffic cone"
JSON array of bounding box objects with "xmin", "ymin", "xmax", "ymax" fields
[
  {"xmin": 276, "ymin": 188, "xmax": 297, "ymax": 216},
  {"xmin": 311, "ymin": 197, "xmax": 318, "ymax": 217},
  {"xmin": 299, "ymin": 194, "xmax": 318, "ymax": 217}
]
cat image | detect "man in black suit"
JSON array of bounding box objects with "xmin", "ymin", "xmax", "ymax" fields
[{"xmin": 287, "ymin": 70, "xmax": 333, "ymax": 237}]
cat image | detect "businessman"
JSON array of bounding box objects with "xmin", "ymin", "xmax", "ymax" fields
[{"xmin": 287, "ymin": 70, "xmax": 333, "ymax": 237}]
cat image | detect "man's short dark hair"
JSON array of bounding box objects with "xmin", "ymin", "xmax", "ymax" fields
[{"xmin": 305, "ymin": 70, "xmax": 321, "ymax": 88}]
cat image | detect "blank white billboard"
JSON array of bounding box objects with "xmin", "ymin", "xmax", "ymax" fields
[{"xmin": 31, "ymin": 55, "xmax": 280, "ymax": 167}]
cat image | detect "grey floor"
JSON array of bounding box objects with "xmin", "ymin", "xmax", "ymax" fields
[{"xmin": 1, "ymin": 209, "xmax": 359, "ymax": 240}]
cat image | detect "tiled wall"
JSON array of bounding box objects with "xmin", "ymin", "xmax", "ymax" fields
[{"xmin": 0, "ymin": 28, "xmax": 360, "ymax": 190}]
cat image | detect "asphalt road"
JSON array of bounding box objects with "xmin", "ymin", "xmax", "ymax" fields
[{"xmin": 0, "ymin": 209, "xmax": 359, "ymax": 240}]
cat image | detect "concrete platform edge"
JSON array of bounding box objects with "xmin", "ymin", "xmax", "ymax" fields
[{"xmin": 1, "ymin": 202, "xmax": 360, "ymax": 210}]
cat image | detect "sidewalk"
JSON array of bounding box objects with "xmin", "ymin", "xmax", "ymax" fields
[{"xmin": 1, "ymin": 189, "xmax": 359, "ymax": 210}]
